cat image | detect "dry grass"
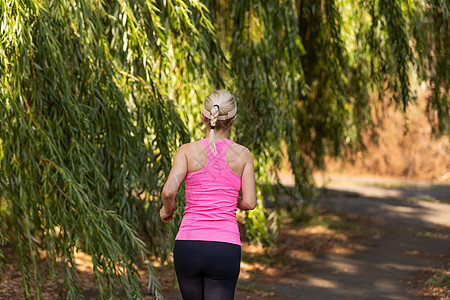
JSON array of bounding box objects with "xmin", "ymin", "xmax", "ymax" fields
[{"xmin": 326, "ymin": 88, "xmax": 450, "ymax": 183}]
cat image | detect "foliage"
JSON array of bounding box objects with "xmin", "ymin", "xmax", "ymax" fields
[
  {"xmin": 0, "ymin": 0, "xmax": 448, "ymax": 298},
  {"xmin": 410, "ymin": 0, "xmax": 450, "ymax": 134},
  {"xmin": 205, "ymin": 0, "xmax": 307, "ymax": 246},
  {"xmin": 427, "ymin": 267, "xmax": 450, "ymax": 290},
  {"xmin": 295, "ymin": 0, "xmax": 449, "ymax": 179},
  {"xmin": 0, "ymin": 0, "xmax": 212, "ymax": 298}
]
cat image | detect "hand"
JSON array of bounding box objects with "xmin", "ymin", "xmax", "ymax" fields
[{"xmin": 160, "ymin": 206, "xmax": 174, "ymax": 223}]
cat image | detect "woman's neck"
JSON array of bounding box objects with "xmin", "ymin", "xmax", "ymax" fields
[{"xmin": 205, "ymin": 129, "xmax": 229, "ymax": 141}]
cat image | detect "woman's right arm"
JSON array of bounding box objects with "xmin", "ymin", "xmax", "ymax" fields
[
  {"xmin": 160, "ymin": 145, "xmax": 188, "ymax": 222},
  {"xmin": 238, "ymin": 148, "xmax": 257, "ymax": 211}
]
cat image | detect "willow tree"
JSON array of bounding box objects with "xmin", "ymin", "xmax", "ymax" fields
[
  {"xmin": 0, "ymin": 0, "xmax": 219, "ymax": 298},
  {"xmin": 200, "ymin": 0, "xmax": 448, "ymax": 244},
  {"xmin": 291, "ymin": 0, "xmax": 449, "ymax": 172},
  {"xmin": 0, "ymin": 0, "xmax": 448, "ymax": 299}
]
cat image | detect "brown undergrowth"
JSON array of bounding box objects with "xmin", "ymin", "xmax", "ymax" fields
[
  {"xmin": 325, "ymin": 90, "xmax": 450, "ymax": 184},
  {"xmin": 409, "ymin": 266, "xmax": 450, "ymax": 300}
]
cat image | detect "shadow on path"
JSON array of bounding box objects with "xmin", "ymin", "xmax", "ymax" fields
[{"xmin": 238, "ymin": 181, "xmax": 450, "ymax": 300}]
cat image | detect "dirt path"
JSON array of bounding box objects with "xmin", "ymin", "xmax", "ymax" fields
[
  {"xmin": 260, "ymin": 201, "xmax": 447, "ymax": 298},
  {"xmin": 253, "ymin": 181, "xmax": 449, "ymax": 299},
  {"xmin": 246, "ymin": 180, "xmax": 449, "ymax": 299},
  {"xmin": 163, "ymin": 178, "xmax": 449, "ymax": 300}
]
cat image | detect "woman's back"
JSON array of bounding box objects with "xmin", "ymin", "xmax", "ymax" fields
[
  {"xmin": 184, "ymin": 138, "xmax": 249, "ymax": 177},
  {"xmin": 176, "ymin": 138, "xmax": 246, "ymax": 245}
]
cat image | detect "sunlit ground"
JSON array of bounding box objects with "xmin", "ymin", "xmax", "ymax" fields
[{"xmin": 0, "ymin": 206, "xmax": 447, "ymax": 299}]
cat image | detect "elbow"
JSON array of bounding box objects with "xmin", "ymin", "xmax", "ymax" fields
[
  {"xmin": 239, "ymin": 197, "xmax": 257, "ymax": 211},
  {"xmin": 241, "ymin": 203, "xmax": 256, "ymax": 211},
  {"xmin": 162, "ymin": 188, "xmax": 176, "ymax": 203},
  {"xmin": 248, "ymin": 194, "xmax": 257, "ymax": 210},
  {"xmin": 247, "ymin": 198, "xmax": 257, "ymax": 210}
]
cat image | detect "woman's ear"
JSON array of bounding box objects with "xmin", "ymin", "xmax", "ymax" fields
[
  {"xmin": 229, "ymin": 116, "xmax": 236, "ymax": 127},
  {"xmin": 201, "ymin": 113, "xmax": 207, "ymax": 125}
]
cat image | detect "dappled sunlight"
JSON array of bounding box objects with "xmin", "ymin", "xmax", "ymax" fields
[
  {"xmin": 74, "ymin": 250, "xmax": 94, "ymax": 273},
  {"xmin": 239, "ymin": 211, "xmax": 375, "ymax": 286},
  {"xmin": 236, "ymin": 197, "xmax": 449, "ymax": 299},
  {"xmin": 327, "ymin": 260, "xmax": 359, "ymax": 275},
  {"xmin": 240, "ymin": 261, "xmax": 270, "ymax": 274},
  {"xmin": 302, "ymin": 276, "xmax": 338, "ymax": 289},
  {"xmin": 372, "ymin": 279, "xmax": 401, "ymax": 293},
  {"xmin": 316, "ymin": 187, "xmax": 450, "ymax": 228},
  {"xmin": 377, "ymin": 262, "xmax": 418, "ymax": 272},
  {"xmin": 286, "ymin": 249, "xmax": 316, "ymax": 261},
  {"xmin": 242, "ymin": 243, "xmax": 265, "ymax": 255}
]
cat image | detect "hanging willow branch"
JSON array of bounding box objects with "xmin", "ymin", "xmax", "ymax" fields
[{"xmin": 0, "ymin": 0, "xmax": 218, "ymax": 298}]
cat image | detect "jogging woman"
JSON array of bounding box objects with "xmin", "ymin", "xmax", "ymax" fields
[{"xmin": 160, "ymin": 90, "xmax": 257, "ymax": 300}]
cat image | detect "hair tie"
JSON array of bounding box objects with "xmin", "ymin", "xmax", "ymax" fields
[{"xmin": 211, "ymin": 105, "xmax": 219, "ymax": 130}]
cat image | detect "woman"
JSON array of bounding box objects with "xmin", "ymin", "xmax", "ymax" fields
[{"xmin": 160, "ymin": 90, "xmax": 257, "ymax": 300}]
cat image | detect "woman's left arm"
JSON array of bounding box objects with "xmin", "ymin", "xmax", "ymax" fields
[{"xmin": 160, "ymin": 145, "xmax": 188, "ymax": 222}]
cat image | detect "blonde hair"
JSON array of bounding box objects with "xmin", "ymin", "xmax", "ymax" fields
[{"xmin": 202, "ymin": 90, "xmax": 237, "ymax": 156}]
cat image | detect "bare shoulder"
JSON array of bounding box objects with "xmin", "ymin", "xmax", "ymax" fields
[
  {"xmin": 229, "ymin": 142, "xmax": 253, "ymax": 162},
  {"xmin": 176, "ymin": 143, "xmax": 189, "ymax": 154},
  {"xmin": 178, "ymin": 141, "xmax": 203, "ymax": 155},
  {"xmin": 179, "ymin": 140, "xmax": 208, "ymax": 162}
]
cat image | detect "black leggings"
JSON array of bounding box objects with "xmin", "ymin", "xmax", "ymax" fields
[{"xmin": 173, "ymin": 240, "xmax": 241, "ymax": 300}]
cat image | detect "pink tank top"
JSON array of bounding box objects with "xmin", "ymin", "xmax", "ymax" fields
[{"xmin": 175, "ymin": 138, "xmax": 242, "ymax": 245}]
